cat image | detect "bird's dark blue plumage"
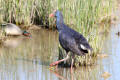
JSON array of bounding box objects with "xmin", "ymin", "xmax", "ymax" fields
[
  {"xmin": 55, "ymin": 10, "xmax": 92, "ymax": 56},
  {"xmin": 50, "ymin": 10, "xmax": 92, "ymax": 70}
]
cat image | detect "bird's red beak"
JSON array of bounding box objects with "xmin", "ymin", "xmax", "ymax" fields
[
  {"xmin": 49, "ymin": 13, "xmax": 54, "ymax": 18},
  {"xmin": 49, "ymin": 10, "xmax": 57, "ymax": 18}
]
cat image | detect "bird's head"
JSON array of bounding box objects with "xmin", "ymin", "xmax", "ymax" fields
[
  {"xmin": 49, "ymin": 10, "xmax": 63, "ymax": 20},
  {"xmin": 49, "ymin": 10, "xmax": 64, "ymax": 30},
  {"xmin": 23, "ymin": 31, "xmax": 32, "ymax": 38}
]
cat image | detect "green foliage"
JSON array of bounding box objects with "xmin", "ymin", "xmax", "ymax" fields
[
  {"xmin": 0, "ymin": 0, "xmax": 114, "ymax": 26},
  {"xmin": 0, "ymin": 0, "xmax": 51, "ymax": 25}
]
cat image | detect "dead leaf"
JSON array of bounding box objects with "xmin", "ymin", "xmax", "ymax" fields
[
  {"xmin": 97, "ymin": 54, "xmax": 109, "ymax": 58},
  {"xmin": 101, "ymin": 72, "xmax": 111, "ymax": 80}
]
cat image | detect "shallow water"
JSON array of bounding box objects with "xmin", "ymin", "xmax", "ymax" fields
[{"xmin": 0, "ymin": 23, "xmax": 120, "ymax": 80}]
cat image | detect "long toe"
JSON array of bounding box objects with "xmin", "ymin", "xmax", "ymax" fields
[
  {"xmin": 50, "ymin": 63, "xmax": 56, "ymax": 66},
  {"xmin": 50, "ymin": 61, "xmax": 59, "ymax": 66}
]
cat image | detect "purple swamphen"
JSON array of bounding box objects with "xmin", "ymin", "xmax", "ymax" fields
[{"xmin": 49, "ymin": 10, "xmax": 93, "ymax": 71}]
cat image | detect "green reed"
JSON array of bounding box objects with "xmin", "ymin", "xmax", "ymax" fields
[
  {"xmin": 0, "ymin": 0, "xmax": 50, "ymax": 25},
  {"xmin": 0, "ymin": 0, "xmax": 114, "ymax": 26}
]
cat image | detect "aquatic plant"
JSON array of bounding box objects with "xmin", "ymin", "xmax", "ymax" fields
[{"xmin": 0, "ymin": 0, "xmax": 114, "ymax": 26}]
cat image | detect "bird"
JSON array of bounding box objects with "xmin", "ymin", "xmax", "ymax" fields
[
  {"xmin": 49, "ymin": 10, "xmax": 93, "ymax": 71},
  {"xmin": 1, "ymin": 23, "xmax": 31, "ymax": 37}
]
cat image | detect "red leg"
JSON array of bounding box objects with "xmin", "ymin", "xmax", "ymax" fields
[
  {"xmin": 71, "ymin": 55, "xmax": 75, "ymax": 73},
  {"xmin": 50, "ymin": 54, "xmax": 69, "ymax": 66},
  {"xmin": 71, "ymin": 58, "xmax": 74, "ymax": 73}
]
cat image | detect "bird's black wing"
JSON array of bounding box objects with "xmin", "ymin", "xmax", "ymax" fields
[
  {"xmin": 74, "ymin": 33, "xmax": 92, "ymax": 53},
  {"xmin": 59, "ymin": 31, "xmax": 83, "ymax": 55},
  {"xmin": 67, "ymin": 28, "xmax": 92, "ymax": 53}
]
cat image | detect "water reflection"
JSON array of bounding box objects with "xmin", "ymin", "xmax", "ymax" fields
[
  {"xmin": 2, "ymin": 37, "xmax": 28, "ymax": 48},
  {"xmin": 101, "ymin": 23, "xmax": 120, "ymax": 80},
  {"xmin": 0, "ymin": 24, "xmax": 120, "ymax": 80},
  {"xmin": 0, "ymin": 29, "xmax": 59, "ymax": 80}
]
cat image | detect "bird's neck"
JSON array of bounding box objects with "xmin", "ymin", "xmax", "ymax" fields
[{"xmin": 56, "ymin": 17, "xmax": 65, "ymax": 31}]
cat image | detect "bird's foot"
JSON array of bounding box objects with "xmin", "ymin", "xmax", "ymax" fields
[{"xmin": 50, "ymin": 61, "xmax": 59, "ymax": 66}]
